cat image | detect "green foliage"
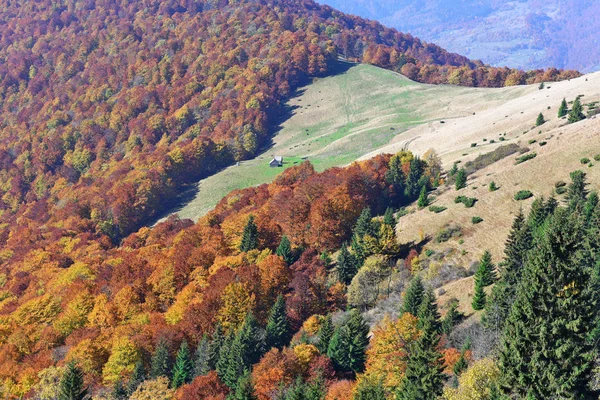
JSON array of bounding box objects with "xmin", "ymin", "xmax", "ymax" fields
[
  {"xmin": 429, "ymin": 205, "xmax": 447, "ymax": 213},
  {"xmin": 488, "ymin": 181, "xmax": 498, "ymax": 192},
  {"xmin": 265, "ymin": 295, "xmax": 290, "ymax": 349},
  {"xmin": 127, "ymin": 360, "xmax": 146, "ymax": 396},
  {"xmin": 566, "ymin": 170, "xmax": 589, "ymax": 211},
  {"xmin": 514, "ymin": 153, "xmax": 537, "ymax": 165},
  {"xmin": 401, "ymin": 276, "xmax": 425, "ymax": 316},
  {"xmin": 405, "ymin": 157, "xmax": 426, "ymax": 200},
  {"xmin": 208, "ymin": 325, "xmax": 225, "ymax": 370},
  {"xmin": 471, "ymin": 280, "xmax": 486, "ymax": 311},
  {"xmin": 383, "ymin": 206, "xmax": 396, "ymax": 226},
  {"xmin": 455, "ymin": 169, "xmax": 467, "ymax": 190},
  {"xmin": 150, "ymin": 338, "xmax": 171, "ymax": 380},
  {"xmin": 435, "ymin": 225, "xmax": 462, "ymax": 243},
  {"xmin": 513, "ymin": 190, "xmax": 533, "ymax": 201},
  {"xmin": 568, "ymin": 97, "xmax": 585, "ymax": 123},
  {"xmin": 442, "ymin": 299, "xmax": 464, "ymax": 335},
  {"xmin": 581, "ymin": 157, "xmax": 590, "ymax": 164},
  {"xmin": 354, "ymin": 377, "xmax": 386, "ymax": 400},
  {"xmin": 535, "ymin": 112, "xmax": 545, "ymax": 126},
  {"xmin": 455, "ymin": 196, "xmax": 477, "ymax": 208},
  {"xmin": 558, "ymin": 98, "xmax": 568, "ymax": 117},
  {"xmin": 58, "ymin": 361, "xmax": 88, "ymax": 400},
  {"xmin": 475, "ymin": 251, "xmax": 496, "ymax": 287},
  {"xmin": 275, "ymin": 235, "xmax": 294, "ymax": 265},
  {"xmin": 193, "ymin": 335, "xmax": 210, "ymax": 378},
  {"xmin": 472, "ymin": 216, "xmax": 483, "ymax": 224},
  {"xmin": 449, "ymin": 163, "xmax": 458, "ymax": 177},
  {"xmin": 452, "ymin": 351, "xmax": 468, "ymax": 376},
  {"xmin": 337, "ymin": 243, "xmax": 359, "ymax": 285},
  {"xmin": 327, "ymin": 309, "xmax": 369, "ymax": 375},
  {"xmin": 354, "ymin": 207, "xmax": 377, "ymax": 239},
  {"xmin": 240, "ymin": 215, "xmax": 258, "ymax": 252},
  {"xmin": 172, "ymin": 340, "xmax": 193, "ymax": 388},
  {"xmin": 317, "ymin": 314, "xmax": 334, "ymax": 354},
  {"xmin": 112, "ymin": 379, "xmax": 127, "ymax": 400},
  {"xmin": 417, "ymin": 185, "xmax": 429, "ymax": 209},
  {"xmin": 229, "ymin": 371, "xmax": 257, "ymax": 400}
]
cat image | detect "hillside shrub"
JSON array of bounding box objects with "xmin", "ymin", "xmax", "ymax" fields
[
  {"xmin": 429, "ymin": 206, "xmax": 447, "ymax": 214},
  {"xmin": 581, "ymin": 158, "xmax": 590, "ymax": 164},
  {"xmin": 455, "ymin": 196, "xmax": 477, "ymax": 208},
  {"xmin": 594, "ymin": 155, "xmax": 600, "ymax": 162},
  {"xmin": 436, "ymin": 225, "xmax": 463, "ymax": 243},
  {"xmin": 514, "ymin": 190, "xmax": 533, "ymax": 200},
  {"xmin": 515, "ymin": 153, "xmax": 537, "ymax": 165},
  {"xmin": 539, "ymin": 141, "xmax": 547, "ymax": 146},
  {"xmin": 472, "ymin": 216, "xmax": 483, "ymax": 224},
  {"xmin": 463, "ymin": 144, "xmax": 523, "ymax": 175}
]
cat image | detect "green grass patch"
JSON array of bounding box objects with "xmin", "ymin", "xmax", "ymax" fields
[{"xmin": 514, "ymin": 190, "xmax": 533, "ymax": 200}]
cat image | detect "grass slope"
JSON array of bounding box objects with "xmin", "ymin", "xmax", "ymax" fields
[{"xmin": 172, "ymin": 63, "xmax": 532, "ymax": 220}]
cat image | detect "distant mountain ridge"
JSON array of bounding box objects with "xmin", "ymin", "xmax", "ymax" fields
[{"xmin": 318, "ymin": 0, "xmax": 600, "ymax": 72}]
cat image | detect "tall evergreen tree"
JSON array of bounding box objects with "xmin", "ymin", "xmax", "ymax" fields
[
  {"xmin": 216, "ymin": 332, "xmax": 235, "ymax": 384},
  {"xmin": 265, "ymin": 294, "xmax": 290, "ymax": 349},
  {"xmin": 304, "ymin": 375, "xmax": 327, "ymax": 400},
  {"xmin": 471, "ymin": 277, "xmax": 486, "ymax": 311},
  {"xmin": 417, "ymin": 185, "xmax": 429, "ymax": 209},
  {"xmin": 527, "ymin": 196, "xmax": 548, "ymax": 229},
  {"xmin": 275, "ymin": 235, "xmax": 294, "ymax": 265},
  {"xmin": 398, "ymin": 288, "xmax": 445, "ymax": 400},
  {"xmin": 568, "ymin": 97, "xmax": 585, "ymax": 123},
  {"xmin": 455, "ymin": 168, "xmax": 467, "ymax": 190},
  {"xmin": 222, "ymin": 313, "xmax": 265, "ymax": 389},
  {"xmin": 327, "ymin": 310, "xmax": 369, "ymax": 375},
  {"xmin": 150, "ymin": 337, "xmax": 171, "ymax": 379},
  {"xmin": 354, "ymin": 377, "xmax": 386, "ymax": 400},
  {"xmin": 405, "ymin": 157, "xmax": 425, "ymax": 200},
  {"xmin": 193, "ymin": 334, "xmax": 210, "ymax": 378},
  {"xmin": 239, "ymin": 215, "xmax": 258, "ymax": 252},
  {"xmin": 386, "ymin": 154, "xmax": 406, "ymax": 205},
  {"xmin": 383, "ymin": 206, "xmax": 396, "ymax": 226},
  {"xmin": 441, "ymin": 299, "xmax": 464, "ymax": 335},
  {"xmin": 127, "ymin": 359, "xmax": 145, "ymax": 395},
  {"xmin": 499, "ymin": 209, "xmax": 598, "ymax": 398},
  {"xmin": 535, "ymin": 112, "xmax": 545, "ymax": 126},
  {"xmin": 558, "ymin": 98, "xmax": 568, "ymax": 117},
  {"xmin": 567, "ymin": 170, "xmax": 589, "ymax": 211},
  {"xmin": 317, "ymin": 314, "xmax": 334, "ymax": 354},
  {"xmin": 483, "ymin": 210, "xmax": 532, "ymax": 332},
  {"xmin": 400, "ymin": 275, "xmax": 425, "ymax": 316},
  {"xmin": 475, "ymin": 250, "xmax": 496, "ymax": 287},
  {"xmin": 354, "ymin": 207, "xmax": 376, "ymax": 239},
  {"xmin": 208, "ymin": 324, "xmax": 226, "ymax": 370},
  {"xmin": 229, "ymin": 371, "xmax": 257, "ymax": 400},
  {"xmin": 112, "ymin": 379, "xmax": 127, "ymax": 400},
  {"xmin": 172, "ymin": 340, "xmax": 194, "ymax": 388},
  {"xmin": 337, "ymin": 243, "xmax": 359, "ymax": 285},
  {"xmin": 58, "ymin": 361, "xmax": 88, "ymax": 400}
]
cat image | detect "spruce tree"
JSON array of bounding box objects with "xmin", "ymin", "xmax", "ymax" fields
[
  {"xmin": 327, "ymin": 310, "xmax": 369, "ymax": 375},
  {"xmin": 404, "ymin": 157, "xmax": 425, "ymax": 200},
  {"xmin": 449, "ymin": 162, "xmax": 458, "ymax": 177},
  {"xmin": 239, "ymin": 215, "xmax": 258, "ymax": 252},
  {"xmin": 535, "ymin": 112, "xmax": 545, "ymax": 126},
  {"xmin": 317, "ymin": 314, "xmax": 334, "ymax": 353},
  {"xmin": 566, "ymin": 170, "xmax": 589, "ymax": 211},
  {"xmin": 275, "ymin": 235, "xmax": 294, "ymax": 265},
  {"xmin": 568, "ymin": 97, "xmax": 585, "ymax": 123},
  {"xmin": 383, "ymin": 206, "xmax": 396, "ymax": 226},
  {"xmin": 112, "ymin": 379, "xmax": 127, "ymax": 400},
  {"xmin": 471, "ymin": 278, "xmax": 486, "ymax": 311},
  {"xmin": 216, "ymin": 332, "xmax": 234, "ymax": 384},
  {"xmin": 499, "ymin": 210, "xmax": 598, "ymax": 398},
  {"xmin": 58, "ymin": 361, "xmax": 88, "ymax": 400},
  {"xmin": 285, "ymin": 377, "xmax": 306, "ymax": 400},
  {"xmin": 400, "ymin": 275, "xmax": 425, "ymax": 316},
  {"xmin": 208, "ymin": 324, "xmax": 225, "ymax": 370},
  {"xmin": 452, "ymin": 350, "xmax": 468, "ymax": 376},
  {"xmin": 354, "ymin": 377, "xmax": 386, "ymax": 400},
  {"xmin": 398, "ymin": 289, "xmax": 445, "ymax": 400},
  {"xmin": 386, "ymin": 154, "xmax": 406, "ymax": 204},
  {"xmin": 354, "ymin": 207, "xmax": 376, "ymax": 239},
  {"xmin": 489, "ymin": 181, "xmax": 497, "ymax": 191},
  {"xmin": 265, "ymin": 294, "xmax": 290, "ymax": 349},
  {"xmin": 455, "ymin": 168, "xmax": 467, "ymax": 190},
  {"xmin": 150, "ymin": 337, "xmax": 171, "ymax": 379},
  {"xmin": 558, "ymin": 98, "xmax": 568, "ymax": 117},
  {"xmin": 475, "ymin": 250, "xmax": 496, "ymax": 287},
  {"xmin": 483, "ymin": 209, "xmax": 532, "ymax": 331},
  {"xmin": 417, "ymin": 185, "xmax": 428, "ymax": 209},
  {"xmin": 193, "ymin": 334, "xmax": 210, "ymax": 378},
  {"xmin": 222, "ymin": 313, "xmax": 265, "ymax": 389},
  {"xmin": 305, "ymin": 374, "xmax": 327, "ymax": 400},
  {"xmin": 127, "ymin": 359, "xmax": 145, "ymax": 395},
  {"xmin": 172, "ymin": 340, "xmax": 194, "ymax": 388},
  {"xmin": 441, "ymin": 299, "xmax": 464, "ymax": 335},
  {"xmin": 337, "ymin": 243, "xmax": 359, "ymax": 285},
  {"xmin": 230, "ymin": 371, "xmax": 257, "ymax": 400}
]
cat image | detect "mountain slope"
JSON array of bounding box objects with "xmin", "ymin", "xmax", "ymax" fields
[{"xmin": 319, "ymin": 0, "xmax": 600, "ymax": 72}]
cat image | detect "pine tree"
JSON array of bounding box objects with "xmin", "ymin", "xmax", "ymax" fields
[
  {"xmin": 222, "ymin": 313, "xmax": 265, "ymax": 389},
  {"xmin": 471, "ymin": 278, "xmax": 486, "ymax": 311},
  {"xmin": 398, "ymin": 289, "xmax": 445, "ymax": 400},
  {"xmin": 239, "ymin": 215, "xmax": 258, "ymax": 252},
  {"xmin": 351, "ymin": 233, "xmax": 367, "ymax": 264},
  {"xmin": 265, "ymin": 294, "xmax": 290, "ymax": 349},
  {"xmin": 354, "ymin": 207, "xmax": 376, "ymax": 239},
  {"xmin": 455, "ymin": 168, "xmax": 467, "ymax": 190},
  {"xmin": 317, "ymin": 314, "xmax": 334, "ymax": 353},
  {"xmin": 354, "ymin": 377, "xmax": 386, "ymax": 400},
  {"xmin": 193, "ymin": 334, "xmax": 210, "ymax": 378},
  {"xmin": 566, "ymin": 170, "xmax": 589, "ymax": 211},
  {"xmin": 216, "ymin": 332, "xmax": 234, "ymax": 384},
  {"xmin": 58, "ymin": 361, "xmax": 88, "ymax": 400},
  {"xmin": 304, "ymin": 373, "xmax": 326, "ymax": 400},
  {"xmin": 475, "ymin": 250, "xmax": 496, "ymax": 287},
  {"xmin": 489, "ymin": 181, "xmax": 497, "ymax": 191},
  {"xmin": 499, "ymin": 210, "xmax": 598, "ymax": 398},
  {"xmin": 383, "ymin": 206, "xmax": 396, "ymax": 226},
  {"xmin": 483, "ymin": 209, "xmax": 532, "ymax": 331},
  {"xmin": 230, "ymin": 371, "xmax": 257, "ymax": 400},
  {"xmin": 535, "ymin": 112, "xmax": 545, "ymax": 126},
  {"xmin": 400, "ymin": 275, "xmax": 425, "ymax": 316},
  {"xmin": 127, "ymin": 359, "xmax": 145, "ymax": 395},
  {"xmin": 285, "ymin": 377, "xmax": 306, "ymax": 400},
  {"xmin": 275, "ymin": 235, "xmax": 294, "ymax": 265},
  {"xmin": 327, "ymin": 310, "xmax": 369, "ymax": 375},
  {"xmin": 417, "ymin": 185, "xmax": 428, "ymax": 209},
  {"xmin": 405, "ymin": 157, "xmax": 425, "ymax": 200},
  {"xmin": 337, "ymin": 243, "xmax": 359, "ymax": 285},
  {"xmin": 172, "ymin": 340, "xmax": 194, "ymax": 388},
  {"xmin": 568, "ymin": 97, "xmax": 585, "ymax": 123},
  {"xmin": 112, "ymin": 379, "xmax": 127, "ymax": 400},
  {"xmin": 558, "ymin": 98, "xmax": 568, "ymax": 117},
  {"xmin": 452, "ymin": 350, "xmax": 468, "ymax": 376},
  {"xmin": 441, "ymin": 299, "xmax": 464, "ymax": 335},
  {"xmin": 208, "ymin": 325, "xmax": 225, "ymax": 370},
  {"xmin": 386, "ymin": 154, "xmax": 406, "ymax": 204},
  {"xmin": 150, "ymin": 337, "xmax": 171, "ymax": 379},
  {"xmin": 449, "ymin": 162, "xmax": 458, "ymax": 177}
]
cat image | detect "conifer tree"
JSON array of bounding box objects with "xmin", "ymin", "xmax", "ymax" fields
[
  {"xmin": 489, "ymin": 181, "xmax": 497, "ymax": 191},
  {"xmin": 405, "ymin": 157, "xmax": 425, "ymax": 200},
  {"xmin": 558, "ymin": 97, "xmax": 568, "ymax": 117},
  {"xmin": 452, "ymin": 351, "xmax": 468, "ymax": 376},
  {"xmin": 285, "ymin": 377, "xmax": 306, "ymax": 400},
  {"xmin": 475, "ymin": 250, "xmax": 496, "ymax": 287},
  {"xmin": 527, "ymin": 196, "xmax": 547, "ymax": 229},
  {"xmin": 208, "ymin": 325, "xmax": 225, "ymax": 370},
  {"xmin": 112, "ymin": 379, "xmax": 127, "ymax": 400},
  {"xmin": 400, "ymin": 275, "xmax": 425, "ymax": 316},
  {"xmin": 386, "ymin": 154, "xmax": 406, "ymax": 204},
  {"xmin": 222, "ymin": 313, "xmax": 265, "ymax": 389},
  {"xmin": 383, "ymin": 206, "xmax": 396, "ymax": 226},
  {"xmin": 215, "ymin": 332, "xmax": 234, "ymax": 384},
  {"xmin": 441, "ymin": 299, "xmax": 464, "ymax": 335},
  {"xmin": 327, "ymin": 310, "xmax": 369, "ymax": 375},
  {"xmin": 150, "ymin": 338, "xmax": 171, "ymax": 379},
  {"xmin": 499, "ymin": 210, "xmax": 598, "ymax": 398},
  {"xmin": 471, "ymin": 278, "xmax": 486, "ymax": 311},
  {"xmin": 305, "ymin": 374, "xmax": 327, "ymax": 400},
  {"xmin": 337, "ymin": 243, "xmax": 359, "ymax": 285},
  {"xmin": 127, "ymin": 359, "xmax": 145, "ymax": 395},
  {"xmin": 484, "ymin": 210, "xmax": 532, "ymax": 331},
  {"xmin": 417, "ymin": 185, "xmax": 428, "ymax": 209},
  {"xmin": 449, "ymin": 162, "xmax": 458, "ymax": 177},
  {"xmin": 317, "ymin": 314, "xmax": 334, "ymax": 354},
  {"xmin": 230, "ymin": 371, "xmax": 257, "ymax": 400},
  {"xmin": 398, "ymin": 289, "xmax": 445, "ymax": 399},
  {"xmin": 354, "ymin": 377, "xmax": 386, "ymax": 400},
  {"xmin": 265, "ymin": 294, "xmax": 290, "ymax": 349},
  {"xmin": 567, "ymin": 170, "xmax": 589, "ymax": 211},
  {"xmin": 193, "ymin": 334, "xmax": 210, "ymax": 378},
  {"xmin": 535, "ymin": 112, "xmax": 545, "ymax": 126},
  {"xmin": 275, "ymin": 235, "xmax": 294, "ymax": 265},
  {"xmin": 568, "ymin": 97, "xmax": 585, "ymax": 123},
  {"xmin": 351, "ymin": 234, "xmax": 367, "ymax": 264},
  {"xmin": 58, "ymin": 361, "xmax": 88, "ymax": 400},
  {"xmin": 354, "ymin": 207, "xmax": 376, "ymax": 239},
  {"xmin": 239, "ymin": 215, "xmax": 258, "ymax": 252},
  {"xmin": 172, "ymin": 340, "xmax": 194, "ymax": 388},
  {"xmin": 455, "ymin": 168, "xmax": 467, "ymax": 190}
]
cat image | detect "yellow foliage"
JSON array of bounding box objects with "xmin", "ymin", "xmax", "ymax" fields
[
  {"xmin": 54, "ymin": 291, "xmax": 94, "ymax": 336},
  {"xmin": 102, "ymin": 336, "xmax": 140, "ymax": 384},
  {"xmin": 66, "ymin": 338, "xmax": 109, "ymax": 375},
  {"xmin": 22, "ymin": 249, "xmax": 52, "ymax": 272},
  {"xmin": 113, "ymin": 286, "xmax": 141, "ymax": 322},
  {"xmin": 210, "ymin": 254, "xmax": 247, "ymax": 275},
  {"xmin": 293, "ymin": 344, "xmax": 319, "ymax": 369},
  {"xmin": 55, "ymin": 262, "xmax": 95, "ymax": 287},
  {"xmin": 32, "ymin": 366, "xmax": 64, "ymax": 400},
  {"xmin": 129, "ymin": 377, "xmax": 174, "ymax": 400},
  {"xmin": 12, "ymin": 295, "xmax": 62, "ymax": 326},
  {"xmin": 217, "ymin": 282, "xmax": 256, "ymax": 334},
  {"xmin": 88, "ymin": 294, "xmax": 116, "ymax": 328},
  {"xmin": 302, "ymin": 314, "xmax": 324, "ymax": 336},
  {"xmin": 165, "ymin": 283, "xmax": 201, "ymax": 325},
  {"xmin": 147, "ymin": 264, "xmax": 176, "ymax": 306},
  {"xmin": 443, "ymin": 359, "xmax": 501, "ymax": 400}
]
